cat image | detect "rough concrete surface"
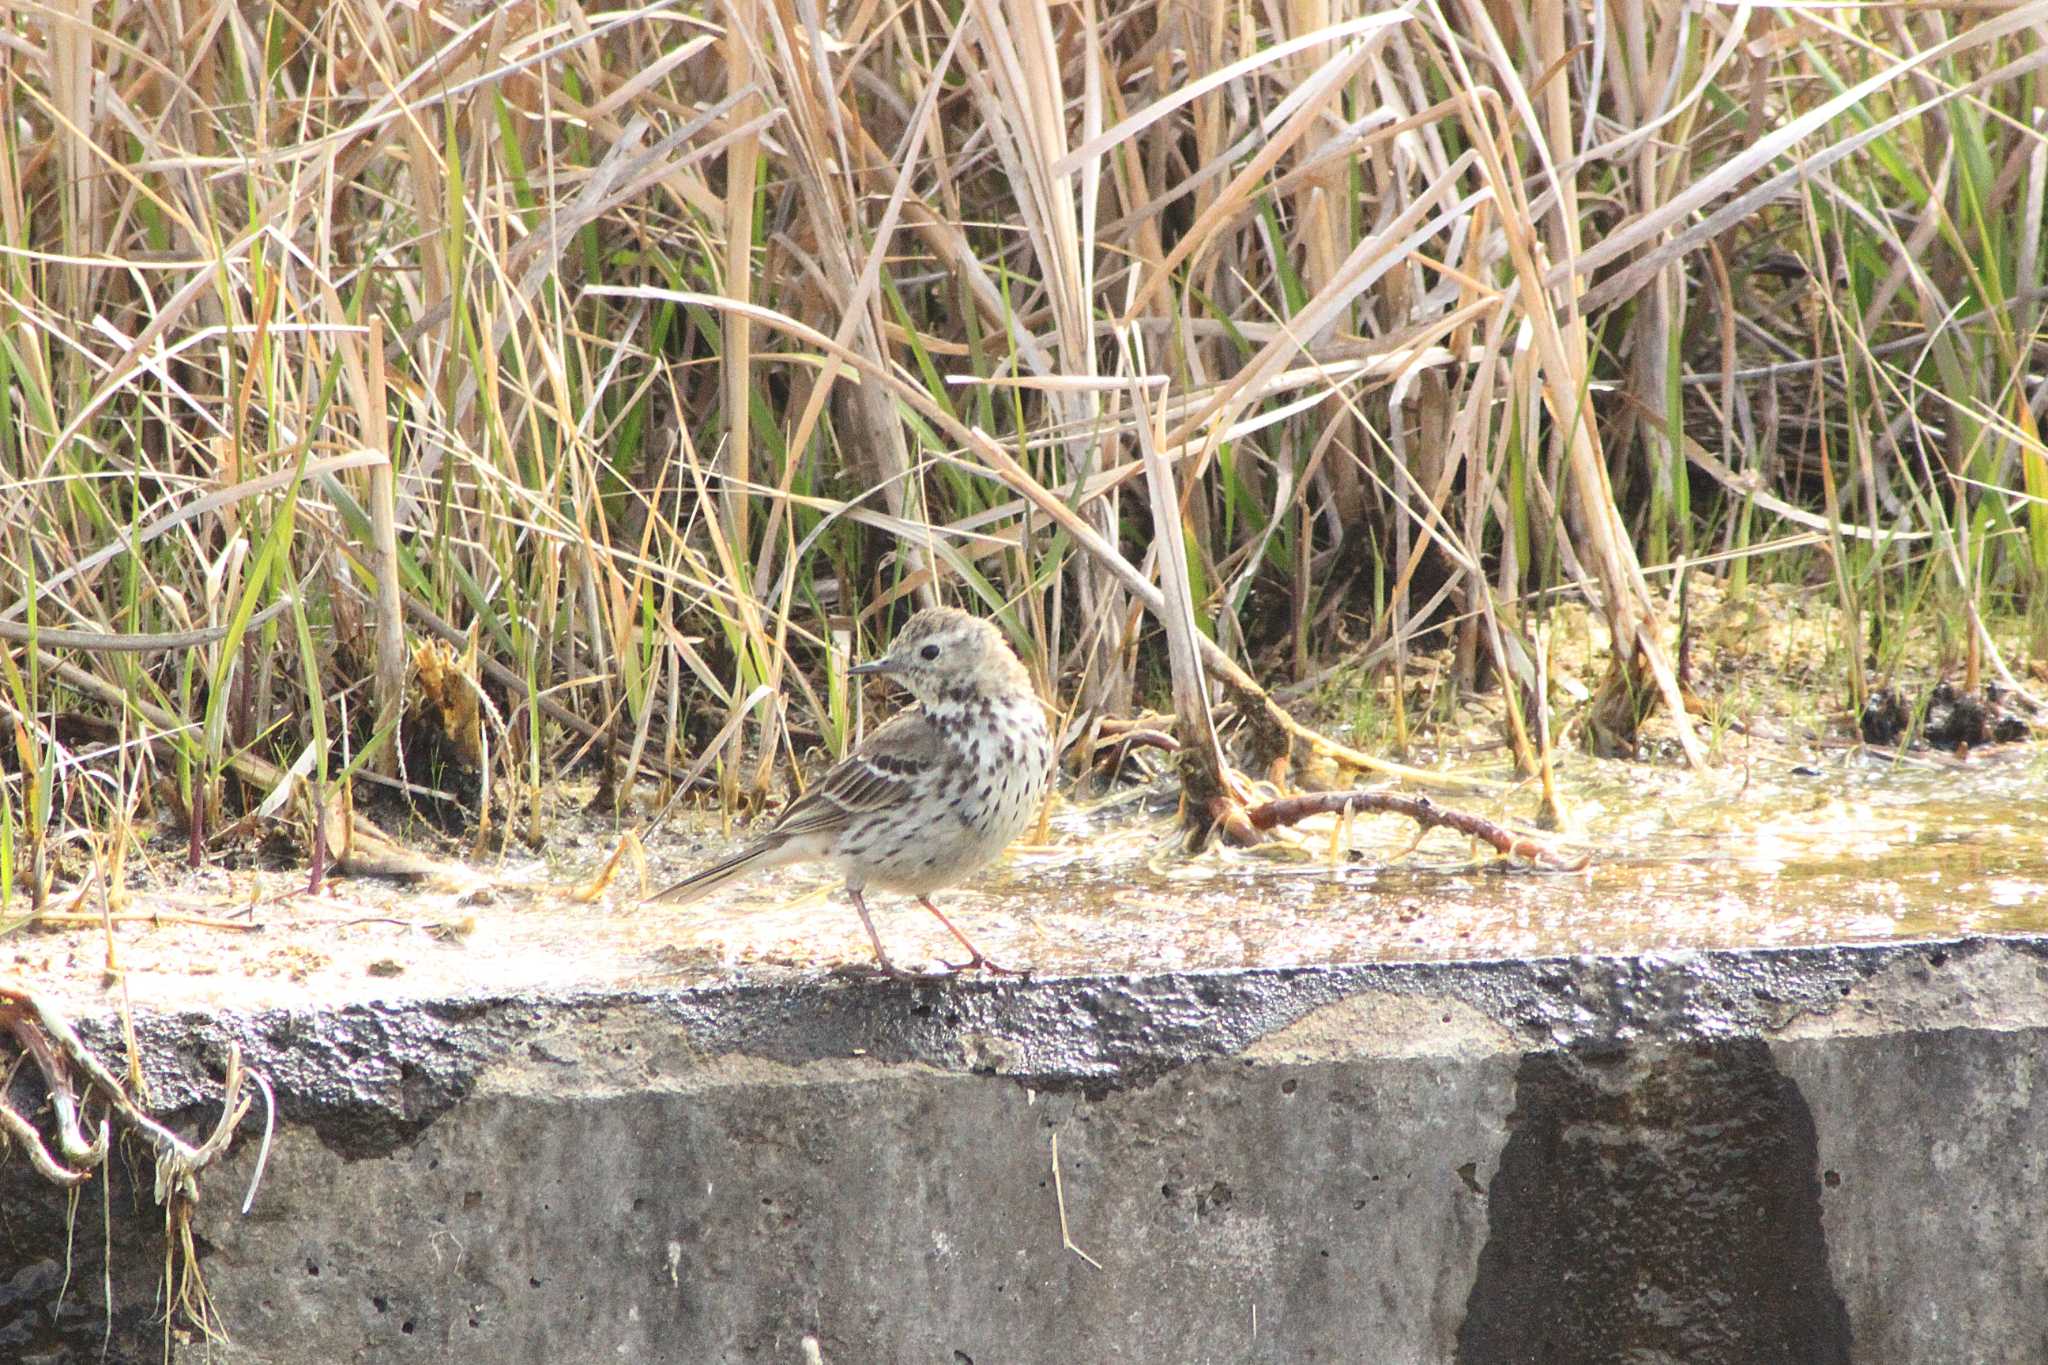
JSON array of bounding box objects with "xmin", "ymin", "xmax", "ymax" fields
[{"xmin": 6, "ymin": 935, "xmax": 2048, "ymax": 1363}]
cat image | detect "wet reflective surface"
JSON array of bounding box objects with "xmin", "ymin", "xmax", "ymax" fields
[
  {"xmin": 9, "ymin": 741, "xmax": 2046, "ymax": 1015},
  {"xmin": 985, "ymin": 741, "xmax": 2048, "ymax": 972}
]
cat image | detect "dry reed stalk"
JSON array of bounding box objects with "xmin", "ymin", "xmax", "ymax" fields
[{"xmin": 1, "ymin": 0, "xmax": 2042, "ymax": 879}]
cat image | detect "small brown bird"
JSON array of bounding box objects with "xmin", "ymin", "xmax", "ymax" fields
[{"xmin": 653, "ymin": 606, "xmax": 1052, "ymax": 979}]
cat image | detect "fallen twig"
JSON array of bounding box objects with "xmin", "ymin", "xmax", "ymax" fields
[
  {"xmin": 1082, "ymin": 716, "xmax": 1183, "ymax": 780},
  {"xmin": 23, "ymin": 911, "xmax": 265, "ymax": 932},
  {"xmin": 1242, "ymin": 790, "xmax": 1590, "ymax": 871},
  {"xmin": 0, "ymin": 1088, "xmax": 91, "ymax": 1184},
  {"xmin": 570, "ymin": 831, "xmax": 646, "ymax": 903}
]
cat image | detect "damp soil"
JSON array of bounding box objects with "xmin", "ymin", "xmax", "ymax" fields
[
  {"xmin": 8, "ymin": 579, "xmax": 2046, "ymax": 1018},
  {"xmin": 7, "ymin": 734, "xmax": 2045, "ymax": 1020}
]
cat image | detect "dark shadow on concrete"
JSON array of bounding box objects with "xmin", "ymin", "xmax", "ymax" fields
[
  {"xmin": 1457, "ymin": 1040, "xmax": 1851, "ymax": 1365},
  {"xmin": 0, "ymin": 1140, "xmax": 175, "ymax": 1365}
]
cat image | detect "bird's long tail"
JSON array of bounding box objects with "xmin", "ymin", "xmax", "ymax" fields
[{"xmin": 649, "ymin": 841, "xmax": 783, "ymax": 905}]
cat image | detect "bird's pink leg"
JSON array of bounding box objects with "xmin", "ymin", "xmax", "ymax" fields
[
  {"xmin": 849, "ymin": 889, "xmax": 958, "ymax": 981},
  {"xmin": 919, "ymin": 897, "xmax": 1025, "ymax": 976}
]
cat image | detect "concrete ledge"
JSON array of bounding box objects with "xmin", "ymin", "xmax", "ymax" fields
[{"xmin": 5, "ymin": 935, "xmax": 2047, "ymax": 1362}]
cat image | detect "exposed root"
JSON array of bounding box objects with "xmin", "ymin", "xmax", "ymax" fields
[
  {"xmin": 0, "ymin": 981, "xmax": 260, "ymax": 1345},
  {"xmin": 1177, "ymin": 750, "xmax": 1264, "ymax": 851}
]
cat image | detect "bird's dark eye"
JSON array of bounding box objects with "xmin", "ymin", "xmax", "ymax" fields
[{"xmin": 919, "ymin": 643, "xmax": 941, "ymax": 661}]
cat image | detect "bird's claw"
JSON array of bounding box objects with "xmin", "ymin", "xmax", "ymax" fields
[{"xmin": 939, "ymin": 953, "xmax": 1027, "ymax": 977}]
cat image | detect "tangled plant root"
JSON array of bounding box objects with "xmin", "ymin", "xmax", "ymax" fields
[{"xmin": 1, "ymin": 982, "xmax": 267, "ymax": 1346}]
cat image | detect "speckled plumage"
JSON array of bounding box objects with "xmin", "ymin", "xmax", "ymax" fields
[{"xmin": 653, "ymin": 607, "xmax": 1052, "ymax": 978}]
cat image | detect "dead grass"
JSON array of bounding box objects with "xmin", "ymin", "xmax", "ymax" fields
[{"xmin": 0, "ymin": 0, "xmax": 2043, "ymax": 901}]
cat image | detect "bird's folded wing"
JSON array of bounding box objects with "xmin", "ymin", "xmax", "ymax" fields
[{"xmin": 768, "ymin": 709, "xmax": 945, "ymax": 840}]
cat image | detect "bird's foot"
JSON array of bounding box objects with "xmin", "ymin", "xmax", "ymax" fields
[{"xmin": 938, "ymin": 951, "xmax": 1028, "ymax": 977}]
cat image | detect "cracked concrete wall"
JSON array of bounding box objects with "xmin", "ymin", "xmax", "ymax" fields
[{"xmin": 4, "ymin": 935, "xmax": 2047, "ymax": 1363}]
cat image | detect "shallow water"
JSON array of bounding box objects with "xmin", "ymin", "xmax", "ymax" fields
[
  {"xmin": 10, "ymin": 741, "xmax": 2046, "ymax": 1014},
  {"xmin": 989, "ymin": 741, "xmax": 2048, "ymax": 971}
]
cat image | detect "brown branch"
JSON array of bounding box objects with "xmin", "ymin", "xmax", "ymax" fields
[
  {"xmin": 1106, "ymin": 728, "xmax": 1180, "ymax": 754},
  {"xmin": 1244, "ymin": 791, "xmax": 1591, "ymax": 871}
]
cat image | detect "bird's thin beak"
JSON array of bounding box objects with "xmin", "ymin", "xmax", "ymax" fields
[{"xmin": 847, "ymin": 656, "xmax": 897, "ymax": 677}]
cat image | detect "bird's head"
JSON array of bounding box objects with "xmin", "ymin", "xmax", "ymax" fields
[{"xmin": 849, "ymin": 606, "xmax": 1032, "ymax": 708}]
